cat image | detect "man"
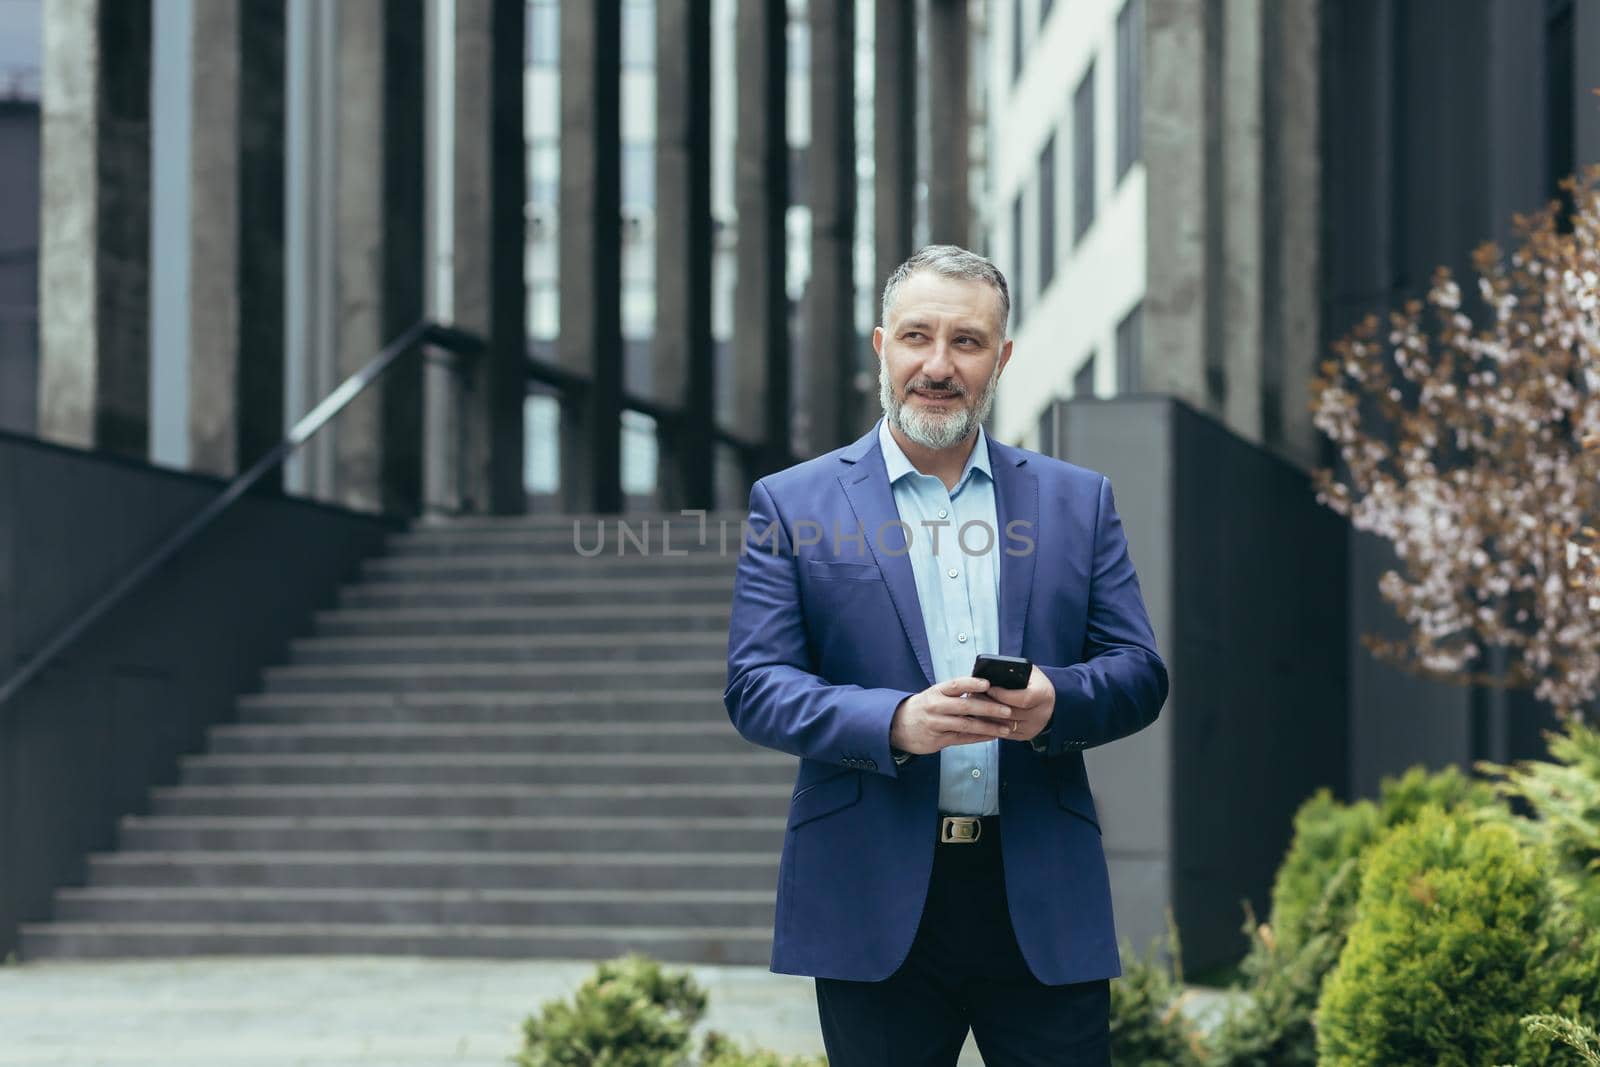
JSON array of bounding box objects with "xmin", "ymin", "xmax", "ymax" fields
[{"xmin": 724, "ymin": 245, "xmax": 1168, "ymax": 1065}]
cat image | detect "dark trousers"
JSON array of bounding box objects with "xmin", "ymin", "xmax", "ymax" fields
[{"xmin": 814, "ymin": 819, "xmax": 1111, "ymax": 1066}]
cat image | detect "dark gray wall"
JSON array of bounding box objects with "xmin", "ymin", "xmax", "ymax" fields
[
  {"xmin": 0, "ymin": 431, "xmax": 397, "ymax": 956},
  {"xmin": 0, "ymin": 101, "xmax": 39, "ymax": 437},
  {"xmin": 1043, "ymin": 396, "xmax": 1348, "ymax": 974},
  {"xmin": 1322, "ymin": 0, "xmax": 1578, "ymax": 796}
]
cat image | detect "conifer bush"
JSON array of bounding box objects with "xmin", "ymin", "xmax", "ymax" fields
[
  {"xmin": 1315, "ymin": 808, "xmax": 1552, "ymax": 1067},
  {"xmin": 1109, "ymin": 920, "xmax": 1205, "ymax": 1067},
  {"xmin": 514, "ymin": 955, "xmax": 827, "ymax": 1067}
]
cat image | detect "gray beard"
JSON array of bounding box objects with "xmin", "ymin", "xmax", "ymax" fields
[{"xmin": 879, "ymin": 361, "xmax": 1000, "ymax": 451}]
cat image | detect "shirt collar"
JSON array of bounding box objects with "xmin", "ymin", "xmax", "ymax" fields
[{"xmin": 877, "ymin": 417, "xmax": 992, "ymax": 488}]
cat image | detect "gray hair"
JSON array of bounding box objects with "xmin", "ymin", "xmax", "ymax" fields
[{"xmin": 879, "ymin": 244, "xmax": 1012, "ymax": 338}]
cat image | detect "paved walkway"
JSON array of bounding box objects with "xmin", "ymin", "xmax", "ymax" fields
[{"xmin": 0, "ymin": 956, "xmax": 1242, "ymax": 1066}]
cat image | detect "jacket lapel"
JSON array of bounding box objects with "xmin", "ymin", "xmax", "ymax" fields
[
  {"xmin": 837, "ymin": 426, "xmax": 937, "ymax": 687},
  {"xmin": 988, "ymin": 434, "xmax": 1038, "ymax": 658}
]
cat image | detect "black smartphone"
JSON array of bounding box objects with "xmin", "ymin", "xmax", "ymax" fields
[{"xmin": 972, "ymin": 653, "xmax": 1032, "ymax": 690}]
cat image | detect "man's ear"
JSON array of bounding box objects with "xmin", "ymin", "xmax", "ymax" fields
[
  {"xmin": 872, "ymin": 325, "xmax": 885, "ymax": 357},
  {"xmin": 997, "ymin": 338, "xmax": 1014, "ymax": 377}
]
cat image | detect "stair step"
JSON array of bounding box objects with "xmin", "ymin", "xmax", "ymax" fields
[
  {"xmin": 117, "ymin": 815, "xmax": 787, "ymax": 852},
  {"xmin": 179, "ymin": 752, "xmax": 794, "ymax": 786},
  {"xmin": 339, "ymin": 577, "xmax": 733, "ymax": 609},
  {"xmin": 399, "ymin": 512, "xmax": 748, "ymax": 536},
  {"xmin": 361, "ymin": 555, "xmax": 739, "ymax": 582},
  {"xmin": 287, "ymin": 631, "xmax": 726, "ymax": 666},
  {"xmin": 259, "ymin": 660, "xmax": 727, "ymax": 693},
  {"xmin": 149, "ymin": 783, "xmax": 791, "ymax": 817},
  {"xmin": 207, "ymin": 722, "xmax": 755, "ymax": 755},
  {"xmin": 235, "ymin": 690, "xmax": 728, "ymax": 724},
  {"xmin": 86, "ymin": 850, "xmax": 780, "ymax": 890},
  {"xmin": 52, "ymin": 886, "xmax": 775, "ymax": 927},
  {"xmin": 312, "ymin": 604, "xmax": 730, "ymax": 637},
  {"xmin": 19, "ymin": 921, "xmax": 773, "ymax": 964}
]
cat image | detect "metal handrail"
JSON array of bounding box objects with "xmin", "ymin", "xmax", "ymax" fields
[
  {"xmin": 0, "ymin": 319, "xmax": 485, "ymax": 712},
  {"xmin": 523, "ymin": 351, "xmax": 778, "ymax": 465}
]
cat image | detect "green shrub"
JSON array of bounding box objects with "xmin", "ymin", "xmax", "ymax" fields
[
  {"xmin": 697, "ymin": 1032, "xmax": 826, "ymax": 1067},
  {"xmin": 515, "ymin": 955, "xmax": 829, "ymax": 1067},
  {"xmin": 1478, "ymin": 719, "xmax": 1600, "ymax": 928},
  {"xmin": 1110, "ymin": 918, "xmax": 1204, "ymax": 1067},
  {"xmin": 1202, "ymin": 856, "xmax": 1357, "ymax": 1067},
  {"xmin": 1204, "ymin": 765, "xmax": 1501, "ymax": 1067},
  {"xmin": 515, "ymin": 954, "xmax": 707, "ymax": 1067},
  {"xmin": 1316, "ymin": 808, "xmax": 1551, "ymax": 1067},
  {"xmin": 1512, "ymin": 1012, "xmax": 1600, "ymax": 1065}
]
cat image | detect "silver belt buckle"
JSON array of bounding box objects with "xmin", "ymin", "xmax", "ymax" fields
[{"xmin": 940, "ymin": 815, "xmax": 982, "ymax": 844}]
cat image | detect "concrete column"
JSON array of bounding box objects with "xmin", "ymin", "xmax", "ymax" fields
[
  {"xmin": 37, "ymin": 0, "xmax": 152, "ymax": 458},
  {"xmin": 875, "ymin": 0, "xmax": 916, "ymax": 297},
  {"xmin": 655, "ymin": 0, "xmax": 715, "ymax": 508},
  {"xmin": 187, "ymin": 0, "xmax": 286, "ymax": 484},
  {"xmin": 733, "ymin": 0, "xmax": 789, "ymax": 473},
  {"xmin": 805, "ymin": 0, "xmax": 856, "ymax": 454},
  {"xmin": 1579, "ymin": 0, "xmax": 1600, "ymax": 169},
  {"xmin": 559, "ymin": 0, "xmax": 623, "ymax": 513},
  {"xmin": 330, "ymin": 0, "xmax": 425, "ymax": 515},
  {"xmin": 1263, "ymin": 0, "xmax": 1319, "ymax": 467},
  {"xmin": 925, "ymin": 0, "xmax": 968, "ymax": 246},
  {"xmin": 1142, "ymin": 0, "xmax": 1207, "ymax": 410},
  {"xmin": 1219, "ymin": 0, "xmax": 1262, "ymax": 442},
  {"xmin": 429, "ymin": 0, "xmax": 526, "ymax": 516}
]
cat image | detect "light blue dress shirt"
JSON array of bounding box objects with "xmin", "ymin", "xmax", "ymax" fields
[{"xmin": 877, "ymin": 418, "xmax": 1002, "ymax": 815}]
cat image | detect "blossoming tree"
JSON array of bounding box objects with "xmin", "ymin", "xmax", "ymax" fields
[{"xmin": 1310, "ymin": 165, "xmax": 1600, "ymax": 717}]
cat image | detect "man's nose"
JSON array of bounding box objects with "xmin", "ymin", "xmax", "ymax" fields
[{"xmin": 923, "ymin": 340, "xmax": 956, "ymax": 377}]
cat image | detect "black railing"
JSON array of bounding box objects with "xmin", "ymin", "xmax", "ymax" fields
[
  {"xmin": 523, "ymin": 352, "xmax": 789, "ymax": 489},
  {"xmin": 0, "ymin": 320, "xmax": 484, "ymax": 713}
]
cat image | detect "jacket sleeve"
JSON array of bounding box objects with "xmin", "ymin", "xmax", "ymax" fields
[
  {"xmin": 723, "ymin": 478, "xmax": 909, "ymax": 775},
  {"xmin": 1038, "ymin": 474, "xmax": 1169, "ymax": 754}
]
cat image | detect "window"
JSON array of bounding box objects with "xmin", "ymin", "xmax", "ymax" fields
[
  {"xmin": 526, "ymin": 0, "xmax": 558, "ymax": 68},
  {"xmin": 1011, "ymin": 192, "xmax": 1025, "ymax": 330},
  {"xmin": 622, "ymin": 0, "xmax": 655, "ymax": 69},
  {"xmin": 1038, "ymin": 135, "xmax": 1056, "ymax": 294},
  {"xmin": 527, "ymin": 139, "xmax": 559, "ymax": 208},
  {"xmin": 1074, "ymin": 354, "xmax": 1096, "ymax": 397},
  {"xmin": 1073, "ymin": 62, "xmax": 1096, "ymax": 242},
  {"xmin": 1116, "ymin": 303, "xmax": 1142, "ymax": 394},
  {"xmin": 1116, "ymin": 0, "xmax": 1142, "ymax": 180},
  {"xmin": 622, "ymin": 143, "xmax": 655, "ymax": 209}
]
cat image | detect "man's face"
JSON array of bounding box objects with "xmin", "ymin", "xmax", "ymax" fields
[{"xmin": 873, "ymin": 271, "xmax": 1013, "ymax": 451}]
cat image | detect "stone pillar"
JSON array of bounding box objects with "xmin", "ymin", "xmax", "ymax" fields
[
  {"xmin": 734, "ymin": 0, "xmax": 789, "ymax": 475},
  {"xmin": 655, "ymin": 0, "xmax": 715, "ymax": 508},
  {"xmin": 875, "ymin": 0, "xmax": 916, "ymax": 297},
  {"xmin": 1263, "ymin": 0, "xmax": 1320, "ymax": 467},
  {"xmin": 559, "ymin": 0, "xmax": 623, "ymax": 513},
  {"xmin": 1219, "ymin": 0, "xmax": 1262, "ymax": 442},
  {"xmin": 925, "ymin": 0, "xmax": 968, "ymax": 246},
  {"xmin": 329, "ymin": 0, "xmax": 425, "ymax": 515},
  {"xmin": 1142, "ymin": 0, "xmax": 1208, "ymax": 411},
  {"xmin": 37, "ymin": 0, "xmax": 152, "ymax": 459},
  {"xmin": 805, "ymin": 0, "xmax": 855, "ymax": 454},
  {"xmin": 428, "ymin": 0, "xmax": 526, "ymax": 516},
  {"xmin": 188, "ymin": 0, "xmax": 286, "ymax": 484}
]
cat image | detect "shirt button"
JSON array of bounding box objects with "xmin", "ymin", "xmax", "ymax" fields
[
  {"xmin": 947, "ymin": 568, "xmax": 959, "ymax": 579},
  {"xmin": 957, "ymin": 632, "xmax": 968, "ymax": 643},
  {"xmin": 971, "ymin": 768, "xmax": 982, "ymax": 779},
  {"xmin": 938, "ymin": 508, "xmax": 948, "ymax": 519}
]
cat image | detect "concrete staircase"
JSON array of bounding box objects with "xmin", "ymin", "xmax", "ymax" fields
[{"xmin": 21, "ymin": 513, "xmax": 788, "ymax": 964}]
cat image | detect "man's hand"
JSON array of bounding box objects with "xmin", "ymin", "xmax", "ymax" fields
[
  {"xmin": 980, "ymin": 665, "xmax": 1055, "ymax": 742},
  {"xmin": 889, "ymin": 676, "xmax": 1015, "ymax": 755}
]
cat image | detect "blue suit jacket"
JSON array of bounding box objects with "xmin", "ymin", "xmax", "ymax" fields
[{"xmin": 723, "ymin": 422, "xmax": 1168, "ymax": 984}]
